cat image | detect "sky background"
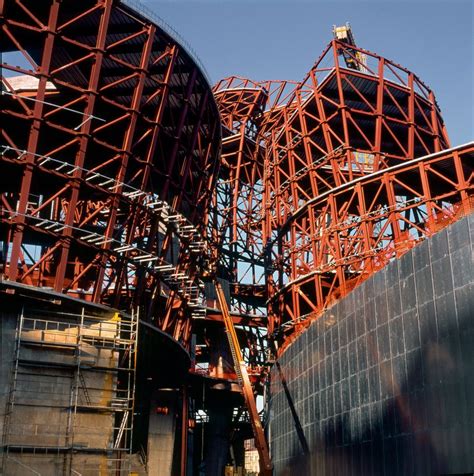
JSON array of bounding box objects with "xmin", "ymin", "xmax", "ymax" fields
[{"xmin": 142, "ymin": 0, "xmax": 473, "ymax": 147}]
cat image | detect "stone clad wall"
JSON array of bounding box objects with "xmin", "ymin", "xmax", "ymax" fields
[{"xmin": 269, "ymin": 214, "xmax": 474, "ymax": 475}]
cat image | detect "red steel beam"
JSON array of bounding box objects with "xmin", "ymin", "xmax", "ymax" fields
[
  {"xmin": 211, "ymin": 39, "xmax": 470, "ymax": 354},
  {"xmin": 0, "ymin": 0, "xmax": 221, "ymax": 347}
]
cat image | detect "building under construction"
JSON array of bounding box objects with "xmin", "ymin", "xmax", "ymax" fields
[{"xmin": 0, "ymin": 1, "xmax": 473, "ymax": 475}]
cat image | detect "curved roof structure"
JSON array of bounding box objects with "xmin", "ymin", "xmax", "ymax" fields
[
  {"xmin": 0, "ymin": 0, "xmax": 221, "ymax": 344},
  {"xmin": 212, "ymin": 39, "xmax": 472, "ymax": 349}
]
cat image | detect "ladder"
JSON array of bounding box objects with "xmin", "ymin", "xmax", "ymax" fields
[{"xmin": 214, "ymin": 282, "xmax": 273, "ymax": 476}]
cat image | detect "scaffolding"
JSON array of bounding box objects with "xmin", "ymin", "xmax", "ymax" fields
[{"xmin": 1, "ymin": 306, "xmax": 138, "ymax": 475}]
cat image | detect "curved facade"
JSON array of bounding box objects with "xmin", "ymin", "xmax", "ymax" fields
[
  {"xmin": 211, "ymin": 36, "xmax": 473, "ymax": 475},
  {"xmin": 260, "ymin": 41, "xmax": 464, "ymax": 346},
  {"xmin": 212, "ymin": 79, "xmax": 268, "ymax": 317},
  {"xmin": 2, "ymin": 4, "xmax": 473, "ymax": 474},
  {"xmin": 269, "ymin": 215, "xmax": 474, "ymax": 475},
  {"xmin": 1, "ymin": 0, "xmax": 221, "ymax": 344},
  {"xmin": 270, "ymin": 143, "xmax": 473, "ymax": 347},
  {"xmin": 211, "ymin": 41, "xmax": 472, "ymax": 351}
]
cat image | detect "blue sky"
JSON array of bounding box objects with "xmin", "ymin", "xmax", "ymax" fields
[{"xmin": 143, "ymin": 0, "xmax": 473, "ymax": 146}]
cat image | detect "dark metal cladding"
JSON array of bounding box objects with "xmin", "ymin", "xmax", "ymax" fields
[
  {"xmin": 211, "ymin": 31, "xmax": 473, "ymax": 476},
  {"xmin": 2, "ymin": 4, "xmax": 473, "ymax": 474},
  {"xmin": 269, "ymin": 215, "xmax": 474, "ymax": 475}
]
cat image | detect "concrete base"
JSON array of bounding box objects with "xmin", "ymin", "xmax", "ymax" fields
[
  {"xmin": 0, "ymin": 284, "xmax": 133, "ymax": 475},
  {"xmin": 147, "ymin": 391, "xmax": 177, "ymax": 476}
]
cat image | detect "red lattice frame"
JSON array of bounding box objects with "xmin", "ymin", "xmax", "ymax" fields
[
  {"xmin": 212, "ymin": 42, "xmax": 469, "ymax": 353},
  {"xmin": 262, "ymin": 40, "xmax": 451, "ymax": 240},
  {"xmin": 268, "ymin": 143, "xmax": 473, "ymax": 348},
  {"xmin": 0, "ymin": 0, "xmax": 220, "ymax": 345},
  {"xmin": 211, "ymin": 78, "xmax": 268, "ymax": 319}
]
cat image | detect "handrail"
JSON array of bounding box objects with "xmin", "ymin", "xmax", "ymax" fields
[
  {"xmin": 0, "ymin": 145, "xmax": 206, "ymax": 247},
  {"xmin": 4, "ymin": 210, "xmax": 204, "ymax": 312},
  {"xmin": 120, "ymin": 0, "xmax": 213, "ymax": 88}
]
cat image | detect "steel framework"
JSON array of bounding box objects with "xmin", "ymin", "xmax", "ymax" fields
[
  {"xmin": 268, "ymin": 144, "xmax": 473, "ymax": 346},
  {"xmin": 213, "ymin": 39, "xmax": 473, "ymax": 352},
  {"xmin": 0, "ymin": 0, "xmax": 221, "ymax": 347},
  {"xmin": 2, "ymin": 4, "xmax": 473, "ymax": 472}
]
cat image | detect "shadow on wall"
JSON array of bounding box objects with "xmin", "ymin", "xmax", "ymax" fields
[
  {"xmin": 273, "ymin": 216, "xmax": 474, "ymax": 476},
  {"xmin": 282, "ymin": 335, "xmax": 472, "ymax": 475}
]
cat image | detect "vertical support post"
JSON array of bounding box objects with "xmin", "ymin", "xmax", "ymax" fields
[
  {"xmin": 374, "ymin": 58, "xmax": 385, "ymax": 169},
  {"xmin": 8, "ymin": 0, "xmax": 61, "ymax": 281},
  {"xmin": 93, "ymin": 23, "xmax": 157, "ymax": 303},
  {"xmin": 418, "ymin": 161, "xmax": 435, "ymax": 231},
  {"xmin": 429, "ymin": 91, "xmax": 442, "ymax": 151},
  {"xmin": 180, "ymin": 385, "xmax": 188, "ymax": 476},
  {"xmin": 452, "ymin": 150, "xmax": 470, "ymax": 216},
  {"xmin": 333, "ymin": 41, "xmax": 350, "ymax": 155},
  {"xmin": 408, "ymin": 73, "xmax": 415, "ymax": 158},
  {"xmin": 355, "ymin": 182, "xmax": 377, "ymax": 271},
  {"xmin": 383, "ymin": 173, "xmax": 402, "ymax": 245},
  {"xmin": 54, "ymin": 0, "xmax": 113, "ymax": 293}
]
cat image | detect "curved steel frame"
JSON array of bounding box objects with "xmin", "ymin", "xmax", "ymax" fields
[
  {"xmin": 212, "ymin": 40, "xmax": 472, "ymax": 352},
  {"xmin": 1, "ymin": 5, "xmax": 473, "ymax": 472},
  {"xmin": 0, "ymin": 0, "xmax": 221, "ymax": 345},
  {"xmin": 269, "ymin": 144, "xmax": 473, "ymax": 347}
]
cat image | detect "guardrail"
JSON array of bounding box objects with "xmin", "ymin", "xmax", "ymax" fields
[{"xmin": 121, "ymin": 0, "xmax": 213, "ymax": 87}]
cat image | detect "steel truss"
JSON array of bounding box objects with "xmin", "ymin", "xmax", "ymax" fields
[
  {"xmin": 2, "ymin": 4, "xmax": 473, "ymax": 470},
  {"xmin": 213, "ymin": 40, "xmax": 472, "ymax": 352},
  {"xmin": 0, "ymin": 0, "xmax": 221, "ymax": 346},
  {"xmin": 269, "ymin": 144, "xmax": 473, "ymax": 346},
  {"xmin": 206, "ymin": 78, "xmax": 270, "ymax": 376}
]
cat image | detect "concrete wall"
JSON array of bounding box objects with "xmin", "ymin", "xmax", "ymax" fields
[
  {"xmin": 0, "ymin": 298, "xmax": 127, "ymax": 475},
  {"xmin": 0, "ymin": 311, "xmax": 16, "ymax": 465},
  {"xmin": 147, "ymin": 391, "xmax": 177, "ymax": 476},
  {"xmin": 269, "ymin": 214, "xmax": 474, "ymax": 475}
]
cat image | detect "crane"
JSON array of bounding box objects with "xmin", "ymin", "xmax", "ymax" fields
[
  {"xmin": 333, "ymin": 22, "xmax": 367, "ymax": 72},
  {"xmin": 214, "ymin": 281, "xmax": 273, "ymax": 476}
]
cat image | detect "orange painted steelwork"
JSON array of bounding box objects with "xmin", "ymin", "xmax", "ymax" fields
[
  {"xmin": 213, "ymin": 40, "xmax": 473, "ymax": 353},
  {"xmin": 0, "ymin": 0, "xmax": 221, "ymax": 346},
  {"xmin": 269, "ymin": 144, "xmax": 473, "ymax": 348}
]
